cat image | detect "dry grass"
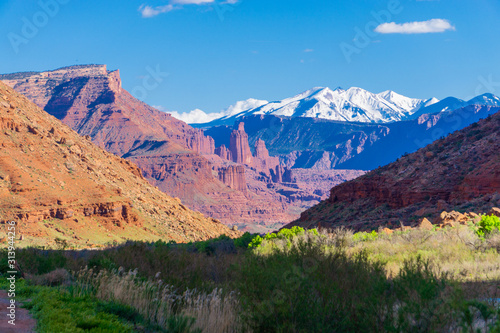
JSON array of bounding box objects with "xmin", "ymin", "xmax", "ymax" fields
[
  {"xmin": 346, "ymin": 225, "xmax": 500, "ymax": 282},
  {"xmin": 72, "ymin": 267, "xmax": 244, "ymax": 333},
  {"xmin": 26, "ymin": 268, "xmax": 72, "ymax": 287},
  {"xmin": 254, "ymin": 225, "xmax": 500, "ymax": 283}
]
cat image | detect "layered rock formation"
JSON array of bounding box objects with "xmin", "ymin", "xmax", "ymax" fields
[
  {"xmin": 0, "ymin": 81, "xmax": 239, "ymax": 248},
  {"xmin": 218, "ymin": 165, "xmax": 247, "ymax": 192},
  {"xmin": 1, "ymin": 65, "xmax": 216, "ymax": 156},
  {"xmin": 230, "ymin": 122, "xmax": 253, "ymax": 165},
  {"xmin": 254, "ymin": 139, "xmax": 269, "ymax": 160},
  {"xmin": 215, "ymin": 144, "xmax": 232, "ymax": 161},
  {"xmin": 253, "ymin": 139, "xmax": 280, "ymax": 174},
  {"xmin": 287, "ymin": 111, "xmax": 500, "ymax": 231}
]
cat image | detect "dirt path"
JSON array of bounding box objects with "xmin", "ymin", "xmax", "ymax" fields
[{"xmin": 0, "ymin": 290, "xmax": 36, "ymax": 333}]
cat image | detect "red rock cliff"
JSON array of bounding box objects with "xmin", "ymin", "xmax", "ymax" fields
[
  {"xmin": 253, "ymin": 138, "xmax": 280, "ymax": 174},
  {"xmin": 218, "ymin": 165, "xmax": 247, "ymax": 192},
  {"xmin": 215, "ymin": 144, "xmax": 232, "ymax": 161},
  {"xmin": 230, "ymin": 123, "xmax": 253, "ymax": 165}
]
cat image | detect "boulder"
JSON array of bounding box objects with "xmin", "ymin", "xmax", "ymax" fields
[
  {"xmin": 488, "ymin": 207, "xmax": 500, "ymax": 217},
  {"xmin": 418, "ymin": 218, "xmax": 434, "ymax": 231}
]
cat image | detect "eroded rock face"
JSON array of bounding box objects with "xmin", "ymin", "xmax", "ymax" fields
[
  {"xmin": 1, "ymin": 65, "xmax": 215, "ymax": 156},
  {"xmin": 288, "ymin": 111, "xmax": 500, "ymax": 231},
  {"xmin": 0, "ymin": 81, "xmax": 239, "ymax": 247},
  {"xmin": 188, "ymin": 129, "xmax": 215, "ymax": 155},
  {"xmin": 272, "ymin": 165, "xmax": 285, "ymax": 183},
  {"xmin": 254, "ymin": 139, "xmax": 269, "ymax": 160},
  {"xmin": 218, "ymin": 165, "xmax": 247, "ymax": 192},
  {"xmin": 215, "ymin": 144, "xmax": 232, "ymax": 161},
  {"xmin": 1, "ymin": 66, "xmax": 279, "ymax": 227},
  {"xmin": 253, "ymin": 139, "xmax": 280, "ymax": 175},
  {"xmin": 230, "ymin": 123, "xmax": 253, "ymax": 165}
]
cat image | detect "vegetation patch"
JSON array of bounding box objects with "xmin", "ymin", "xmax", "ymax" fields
[{"xmin": 1, "ymin": 224, "xmax": 500, "ymax": 332}]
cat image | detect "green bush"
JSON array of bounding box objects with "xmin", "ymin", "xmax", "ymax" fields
[
  {"xmin": 352, "ymin": 230, "xmax": 378, "ymax": 242},
  {"xmin": 476, "ymin": 214, "xmax": 500, "ymax": 238},
  {"xmin": 236, "ymin": 238, "xmax": 461, "ymax": 332},
  {"xmin": 248, "ymin": 226, "xmax": 318, "ymax": 248}
]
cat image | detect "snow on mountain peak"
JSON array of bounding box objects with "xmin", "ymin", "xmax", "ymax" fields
[
  {"xmin": 173, "ymin": 87, "xmax": 499, "ymax": 126},
  {"xmin": 232, "ymin": 87, "xmax": 439, "ymax": 123}
]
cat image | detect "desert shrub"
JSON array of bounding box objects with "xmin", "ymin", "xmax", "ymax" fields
[
  {"xmin": 486, "ymin": 231, "xmax": 500, "ymax": 252},
  {"xmin": 233, "ymin": 232, "xmax": 255, "ymax": 248},
  {"xmin": 14, "ymin": 248, "xmax": 68, "ymax": 275},
  {"xmin": 248, "ymin": 226, "xmax": 318, "ymax": 248},
  {"xmin": 392, "ymin": 257, "xmax": 461, "ymax": 332},
  {"xmin": 193, "ymin": 234, "xmax": 236, "ymax": 256},
  {"xmin": 236, "ymin": 234, "xmax": 465, "ymax": 332},
  {"xmin": 477, "ymin": 214, "xmax": 500, "ymax": 238},
  {"xmin": 352, "ymin": 230, "xmax": 378, "ymax": 242},
  {"xmin": 329, "ymin": 226, "xmax": 355, "ymax": 248},
  {"xmin": 86, "ymin": 254, "xmax": 117, "ymax": 271},
  {"xmin": 459, "ymin": 300, "xmax": 500, "ymax": 333}
]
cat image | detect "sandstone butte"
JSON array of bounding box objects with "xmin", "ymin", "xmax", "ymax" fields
[
  {"xmin": 1, "ymin": 65, "xmax": 365, "ymax": 231},
  {"xmin": 288, "ymin": 110, "xmax": 500, "ymax": 231},
  {"xmin": 0, "ymin": 80, "xmax": 240, "ymax": 248}
]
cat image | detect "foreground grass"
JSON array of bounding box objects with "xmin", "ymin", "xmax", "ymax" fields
[
  {"xmin": 1, "ymin": 225, "xmax": 500, "ymax": 332},
  {"xmin": 0, "ymin": 280, "xmax": 137, "ymax": 332}
]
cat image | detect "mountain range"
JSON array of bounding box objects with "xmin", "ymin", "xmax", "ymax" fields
[
  {"xmin": 205, "ymin": 101, "xmax": 500, "ymax": 172},
  {"xmin": 189, "ymin": 87, "xmax": 500, "ymax": 127}
]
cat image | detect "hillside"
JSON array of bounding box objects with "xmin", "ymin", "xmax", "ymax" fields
[
  {"xmin": 0, "ymin": 81, "xmax": 239, "ymax": 248},
  {"xmin": 287, "ymin": 110, "xmax": 500, "ymax": 231}
]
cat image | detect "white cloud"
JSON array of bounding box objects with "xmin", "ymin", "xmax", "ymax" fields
[
  {"xmin": 167, "ymin": 98, "xmax": 268, "ymax": 124},
  {"xmin": 139, "ymin": 4, "xmax": 175, "ymax": 18},
  {"xmin": 375, "ymin": 19, "xmax": 455, "ymax": 34},
  {"xmin": 139, "ymin": 0, "xmax": 239, "ymax": 18},
  {"xmin": 170, "ymin": 109, "xmax": 219, "ymax": 124},
  {"xmin": 304, "ymin": 49, "xmax": 314, "ymax": 53}
]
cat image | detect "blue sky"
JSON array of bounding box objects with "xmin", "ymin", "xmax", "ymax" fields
[{"xmin": 1, "ymin": 0, "xmax": 499, "ymax": 115}]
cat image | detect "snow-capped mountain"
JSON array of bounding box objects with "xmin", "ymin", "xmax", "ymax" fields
[
  {"xmin": 407, "ymin": 93, "xmax": 500, "ymax": 120},
  {"xmin": 468, "ymin": 93, "xmax": 500, "ymax": 106},
  {"xmin": 181, "ymin": 87, "xmax": 500, "ymax": 127},
  {"xmin": 202, "ymin": 87, "xmax": 439, "ymax": 125},
  {"xmin": 244, "ymin": 87, "xmax": 437, "ymax": 123},
  {"xmin": 170, "ymin": 98, "xmax": 268, "ymax": 124}
]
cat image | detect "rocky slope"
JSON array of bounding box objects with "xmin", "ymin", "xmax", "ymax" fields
[
  {"xmin": 0, "ymin": 81, "xmax": 239, "ymax": 248},
  {"xmin": 287, "ymin": 110, "xmax": 500, "ymax": 231}
]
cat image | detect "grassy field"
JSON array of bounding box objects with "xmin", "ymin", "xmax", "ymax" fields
[{"xmin": 1, "ymin": 218, "xmax": 500, "ymax": 332}]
